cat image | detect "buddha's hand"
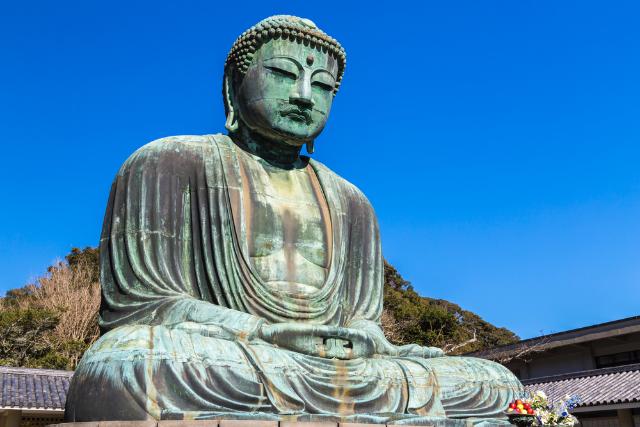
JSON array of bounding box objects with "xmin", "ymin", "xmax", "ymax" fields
[
  {"xmin": 257, "ymin": 322, "xmax": 376, "ymax": 360},
  {"xmin": 396, "ymin": 343, "xmax": 445, "ymax": 358},
  {"xmin": 359, "ymin": 326, "xmax": 445, "ymax": 359}
]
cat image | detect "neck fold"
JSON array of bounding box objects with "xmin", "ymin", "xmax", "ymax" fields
[{"xmin": 230, "ymin": 126, "xmax": 306, "ymax": 169}]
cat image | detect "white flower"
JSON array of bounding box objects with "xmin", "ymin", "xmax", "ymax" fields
[{"xmin": 536, "ymin": 390, "xmax": 547, "ymax": 399}]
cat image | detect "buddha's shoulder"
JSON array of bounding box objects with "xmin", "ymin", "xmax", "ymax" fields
[
  {"xmin": 129, "ymin": 134, "xmax": 223, "ymax": 158},
  {"xmin": 120, "ymin": 134, "xmax": 227, "ymax": 172}
]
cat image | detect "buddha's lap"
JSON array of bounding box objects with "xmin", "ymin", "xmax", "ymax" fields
[
  {"xmin": 78, "ymin": 323, "xmax": 520, "ymax": 395},
  {"xmin": 80, "ymin": 324, "xmax": 416, "ymax": 386},
  {"xmin": 66, "ymin": 324, "xmax": 521, "ymax": 421}
]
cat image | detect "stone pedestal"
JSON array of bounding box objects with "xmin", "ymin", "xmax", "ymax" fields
[
  {"xmin": 50, "ymin": 423, "xmax": 391, "ymax": 427},
  {"xmin": 50, "ymin": 422, "xmax": 397, "ymax": 427},
  {"xmin": 50, "ymin": 419, "xmax": 510, "ymax": 427}
]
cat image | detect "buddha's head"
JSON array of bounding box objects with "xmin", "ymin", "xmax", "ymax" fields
[{"xmin": 223, "ymin": 15, "xmax": 346, "ymax": 152}]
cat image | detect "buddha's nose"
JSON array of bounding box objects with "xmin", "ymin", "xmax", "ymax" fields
[{"xmin": 290, "ymin": 78, "xmax": 314, "ymax": 109}]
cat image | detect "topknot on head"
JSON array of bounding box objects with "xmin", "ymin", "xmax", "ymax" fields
[{"xmin": 225, "ymin": 15, "xmax": 347, "ymax": 93}]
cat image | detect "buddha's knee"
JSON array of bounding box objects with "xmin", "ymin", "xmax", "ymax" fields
[
  {"xmin": 67, "ymin": 324, "xmax": 265, "ymax": 420},
  {"xmin": 424, "ymin": 356, "xmax": 522, "ymax": 418},
  {"xmin": 65, "ymin": 325, "xmax": 156, "ymax": 421},
  {"xmin": 427, "ymin": 356, "xmax": 521, "ymax": 386}
]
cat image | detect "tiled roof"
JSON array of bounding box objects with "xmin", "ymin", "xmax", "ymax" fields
[
  {"xmin": 523, "ymin": 363, "xmax": 640, "ymax": 407},
  {"xmin": 0, "ymin": 366, "xmax": 73, "ymax": 410},
  {"xmin": 469, "ymin": 315, "xmax": 640, "ymax": 360}
]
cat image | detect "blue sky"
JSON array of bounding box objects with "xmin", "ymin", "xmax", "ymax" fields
[{"xmin": 1, "ymin": 1, "xmax": 638, "ymax": 339}]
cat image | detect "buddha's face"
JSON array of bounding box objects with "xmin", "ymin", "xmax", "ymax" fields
[{"xmin": 233, "ymin": 38, "xmax": 339, "ymax": 146}]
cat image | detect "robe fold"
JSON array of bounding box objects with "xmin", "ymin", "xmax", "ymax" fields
[{"xmin": 65, "ymin": 134, "xmax": 522, "ymax": 425}]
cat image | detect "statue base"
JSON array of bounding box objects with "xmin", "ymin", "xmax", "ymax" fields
[{"xmin": 50, "ymin": 418, "xmax": 511, "ymax": 427}]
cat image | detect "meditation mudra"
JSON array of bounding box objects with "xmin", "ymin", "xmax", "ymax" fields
[{"xmin": 65, "ymin": 15, "xmax": 522, "ymax": 425}]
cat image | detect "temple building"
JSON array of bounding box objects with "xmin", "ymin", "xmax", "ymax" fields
[
  {"xmin": 0, "ymin": 367, "xmax": 70, "ymax": 427},
  {"xmin": 470, "ymin": 316, "xmax": 640, "ymax": 427}
]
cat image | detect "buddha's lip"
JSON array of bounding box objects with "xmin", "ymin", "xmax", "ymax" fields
[{"xmin": 280, "ymin": 108, "xmax": 311, "ymax": 123}]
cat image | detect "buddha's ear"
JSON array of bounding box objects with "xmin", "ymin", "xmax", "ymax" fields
[{"xmin": 223, "ymin": 70, "xmax": 239, "ymax": 132}]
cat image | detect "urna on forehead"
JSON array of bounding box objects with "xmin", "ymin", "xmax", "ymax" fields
[{"xmin": 225, "ymin": 15, "xmax": 347, "ymax": 91}]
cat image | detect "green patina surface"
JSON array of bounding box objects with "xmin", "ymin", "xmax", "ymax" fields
[{"xmin": 64, "ymin": 15, "xmax": 523, "ymax": 426}]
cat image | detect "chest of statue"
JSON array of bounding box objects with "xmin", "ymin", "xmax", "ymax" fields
[{"xmin": 237, "ymin": 151, "xmax": 331, "ymax": 294}]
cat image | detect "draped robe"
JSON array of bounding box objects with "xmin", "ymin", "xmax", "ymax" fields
[{"xmin": 65, "ymin": 134, "xmax": 522, "ymax": 425}]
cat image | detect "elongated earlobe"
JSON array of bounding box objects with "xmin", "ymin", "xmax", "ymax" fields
[
  {"xmin": 224, "ymin": 74, "xmax": 239, "ymax": 132},
  {"xmin": 225, "ymin": 110, "xmax": 238, "ymax": 132},
  {"xmin": 306, "ymin": 140, "xmax": 315, "ymax": 154}
]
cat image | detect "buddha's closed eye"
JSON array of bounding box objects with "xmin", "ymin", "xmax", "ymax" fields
[
  {"xmin": 265, "ymin": 65, "xmax": 297, "ymax": 80},
  {"xmin": 311, "ymin": 80, "xmax": 333, "ymax": 92}
]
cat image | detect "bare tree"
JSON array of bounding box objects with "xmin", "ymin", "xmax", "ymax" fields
[
  {"xmin": 380, "ymin": 309, "xmax": 411, "ymax": 345},
  {"xmin": 476, "ymin": 336, "xmax": 551, "ymax": 364},
  {"xmin": 22, "ymin": 258, "xmax": 101, "ymax": 368},
  {"xmin": 443, "ymin": 329, "xmax": 477, "ymax": 354}
]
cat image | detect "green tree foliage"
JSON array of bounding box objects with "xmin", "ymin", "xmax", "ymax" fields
[
  {"xmin": 0, "ymin": 306, "xmax": 67, "ymax": 368},
  {"xmin": 66, "ymin": 246, "xmax": 100, "ymax": 282},
  {"xmin": 382, "ymin": 261, "xmax": 519, "ymax": 354},
  {"xmin": 0, "ymin": 248, "xmax": 518, "ymax": 369}
]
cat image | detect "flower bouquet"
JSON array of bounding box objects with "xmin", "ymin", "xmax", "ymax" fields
[{"xmin": 506, "ymin": 391, "xmax": 580, "ymax": 426}]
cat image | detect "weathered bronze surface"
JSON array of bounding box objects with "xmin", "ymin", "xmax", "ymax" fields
[{"xmin": 64, "ymin": 15, "xmax": 522, "ymax": 426}]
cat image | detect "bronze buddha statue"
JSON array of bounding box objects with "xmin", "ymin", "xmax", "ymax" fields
[{"xmin": 65, "ymin": 15, "xmax": 522, "ymax": 426}]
